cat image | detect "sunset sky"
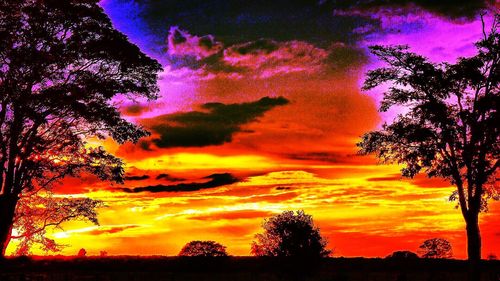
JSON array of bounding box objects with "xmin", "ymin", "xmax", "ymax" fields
[{"xmin": 8, "ymin": 0, "xmax": 499, "ymax": 258}]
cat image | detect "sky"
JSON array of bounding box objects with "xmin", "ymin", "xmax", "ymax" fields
[{"xmin": 8, "ymin": 0, "xmax": 499, "ymax": 258}]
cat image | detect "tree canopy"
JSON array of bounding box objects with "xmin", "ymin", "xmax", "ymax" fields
[
  {"xmin": 251, "ymin": 210, "xmax": 331, "ymax": 258},
  {"xmin": 418, "ymin": 238, "xmax": 453, "ymax": 259},
  {"xmin": 178, "ymin": 241, "xmax": 228, "ymax": 257},
  {"xmin": 0, "ymin": 0, "xmax": 162, "ymax": 255},
  {"xmin": 385, "ymin": 250, "xmax": 419, "ymax": 259},
  {"xmin": 358, "ymin": 14, "xmax": 499, "ymax": 261}
]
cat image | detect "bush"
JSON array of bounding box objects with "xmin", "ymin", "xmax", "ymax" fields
[
  {"xmin": 251, "ymin": 210, "xmax": 330, "ymax": 258},
  {"xmin": 178, "ymin": 241, "xmax": 228, "ymax": 257}
]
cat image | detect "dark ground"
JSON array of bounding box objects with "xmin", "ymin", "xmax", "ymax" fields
[{"xmin": 0, "ymin": 257, "xmax": 498, "ymax": 281}]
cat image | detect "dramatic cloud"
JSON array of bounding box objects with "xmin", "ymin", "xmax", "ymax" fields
[
  {"xmin": 122, "ymin": 104, "xmax": 148, "ymax": 116},
  {"xmin": 156, "ymin": 173, "xmax": 185, "ymax": 182},
  {"xmin": 163, "ymin": 28, "xmax": 360, "ymax": 79},
  {"xmin": 124, "ymin": 175, "xmax": 150, "ymax": 181},
  {"xmin": 220, "ymin": 39, "xmax": 330, "ymax": 78},
  {"xmin": 143, "ymin": 96, "xmax": 289, "ymax": 148},
  {"xmin": 69, "ymin": 0, "xmax": 500, "ymax": 259},
  {"xmin": 332, "ymin": 0, "xmax": 495, "ymax": 20},
  {"xmin": 167, "ymin": 26, "xmax": 223, "ymax": 61},
  {"xmin": 119, "ymin": 173, "xmax": 239, "ymax": 193},
  {"xmin": 105, "ymin": 0, "xmax": 372, "ymax": 48}
]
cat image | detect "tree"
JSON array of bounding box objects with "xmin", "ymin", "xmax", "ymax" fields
[
  {"xmin": 77, "ymin": 248, "xmax": 87, "ymax": 257},
  {"xmin": 386, "ymin": 250, "xmax": 419, "ymax": 259},
  {"xmin": 418, "ymin": 238, "xmax": 453, "ymax": 259},
  {"xmin": 358, "ymin": 15, "xmax": 499, "ymax": 261},
  {"xmin": 251, "ymin": 210, "xmax": 331, "ymax": 258},
  {"xmin": 486, "ymin": 253, "xmax": 497, "ymax": 260},
  {"xmin": 0, "ymin": 0, "xmax": 162, "ymax": 256},
  {"xmin": 178, "ymin": 240, "xmax": 228, "ymax": 257}
]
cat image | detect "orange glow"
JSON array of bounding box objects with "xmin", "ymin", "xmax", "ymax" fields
[{"xmin": 7, "ymin": 7, "xmax": 499, "ymax": 260}]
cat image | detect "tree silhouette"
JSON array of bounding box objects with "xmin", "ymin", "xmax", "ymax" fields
[
  {"xmin": 386, "ymin": 250, "xmax": 419, "ymax": 259},
  {"xmin": 0, "ymin": 0, "xmax": 161, "ymax": 256},
  {"xmin": 77, "ymin": 248, "xmax": 87, "ymax": 257},
  {"xmin": 178, "ymin": 241, "xmax": 228, "ymax": 257},
  {"xmin": 251, "ymin": 210, "xmax": 331, "ymax": 258},
  {"xmin": 418, "ymin": 238, "xmax": 453, "ymax": 259},
  {"xmin": 358, "ymin": 15, "xmax": 499, "ymax": 261},
  {"xmin": 486, "ymin": 253, "xmax": 497, "ymax": 260}
]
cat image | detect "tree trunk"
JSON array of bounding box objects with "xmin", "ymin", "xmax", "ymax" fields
[
  {"xmin": 466, "ymin": 213, "xmax": 482, "ymax": 281},
  {"xmin": 466, "ymin": 212, "xmax": 481, "ymax": 261},
  {"xmin": 0, "ymin": 194, "xmax": 17, "ymax": 257}
]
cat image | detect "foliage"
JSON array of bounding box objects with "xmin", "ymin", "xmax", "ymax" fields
[
  {"xmin": 178, "ymin": 240, "xmax": 228, "ymax": 257},
  {"xmin": 0, "ymin": 0, "xmax": 161, "ymax": 255},
  {"xmin": 251, "ymin": 210, "xmax": 331, "ymax": 258},
  {"xmin": 358, "ymin": 14, "xmax": 499, "ymax": 260},
  {"xmin": 418, "ymin": 238, "xmax": 453, "ymax": 259},
  {"xmin": 385, "ymin": 250, "xmax": 419, "ymax": 259},
  {"xmin": 12, "ymin": 194, "xmax": 104, "ymax": 255},
  {"xmin": 487, "ymin": 253, "xmax": 497, "ymax": 260},
  {"xmin": 77, "ymin": 248, "xmax": 87, "ymax": 257}
]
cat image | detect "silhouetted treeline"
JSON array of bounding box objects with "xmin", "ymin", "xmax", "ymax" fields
[{"xmin": 0, "ymin": 257, "xmax": 498, "ymax": 281}]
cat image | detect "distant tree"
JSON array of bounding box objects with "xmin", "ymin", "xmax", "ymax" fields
[
  {"xmin": 386, "ymin": 250, "xmax": 419, "ymax": 259},
  {"xmin": 0, "ymin": 0, "xmax": 161, "ymax": 256},
  {"xmin": 418, "ymin": 238, "xmax": 453, "ymax": 259},
  {"xmin": 251, "ymin": 210, "xmax": 331, "ymax": 258},
  {"xmin": 358, "ymin": 15, "xmax": 499, "ymax": 261},
  {"xmin": 100, "ymin": 251, "xmax": 108, "ymax": 257},
  {"xmin": 487, "ymin": 253, "xmax": 497, "ymax": 260},
  {"xmin": 77, "ymin": 248, "xmax": 87, "ymax": 257},
  {"xmin": 178, "ymin": 240, "xmax": 228, "ymax": 257}
]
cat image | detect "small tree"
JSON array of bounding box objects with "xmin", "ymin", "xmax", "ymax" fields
[
  {"xmin": 178, "ymin": 240, "xmax": 228, "ymax": 257},
  {"xmin": 418, "ymin": 238, "xmax": 453, "ymax": 259},
  {"xmin": 251, "ymin": 210, "xmax": 331, "ymax": 258},
  {"xmin": 358, "ymin": 15, "xmax": 499, "ymax": 261},
  {"xmin": 77, "ymin": 248, "xmax": 87, "ymax": 257},
  {"xmin": 386, "ymin": 250, "xmax": 419, "ymax": 259},
  {"xmin": 0, "ymin": 0, "xmax": 161, "ymax": 256},
  {"xmin": 487, "ymin": 253, "xmax": 497, "ymax": 260}
]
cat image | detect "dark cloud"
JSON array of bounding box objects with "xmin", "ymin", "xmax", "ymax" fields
[
  {"xmin": 286, "ymin": 152, "xmax": 345, "ymax": 163},
  {"xmin": 105, "ymin": 0, "xmax": 492, "ymax": 59},
  {"xmin": 123, "ymin": 104, "xmax": 147, "ymax": 116},
  {"xmin": 155, "ymin": 173, "xmax": 185, "ymax": 182},
  {"xmin": 325, "ymin": 43, "xmax": 368, "ymax": 71},
  {"xmin": 232, "ymin": 39, "xmax": 280, "ymax": 55},
  {"xmin": 119, "ymin": 173, "xmax": 239, "ymax": 193},
  {"xmin": 143, "ymin": 97, "xmax": 289, "ymax": 148},
  {"xmin": 115, "ymin": 0, "xmax": 372, "ymax": 48},
  {"xmin": 333, "ymin": 0, "xmax": 494, "ymax": 19},
  {"xmin": 366, "ymin": 174, "xmax": 402, "ymax": 182},
  {"xmin": 124, "ymin": 175, "xmax": 150, "ymax": 181}
]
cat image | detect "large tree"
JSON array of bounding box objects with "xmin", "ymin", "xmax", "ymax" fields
[
  {"xmin": 0, "ymin": 0, "xmax": 161, "ymax": 256},
  {"xmin": 358, "ymin": 15, "xmax": 499, "ymax": 261},
  {"xmin": 251, "ymin": 210, "xmax": 331, "ymax": 258}
]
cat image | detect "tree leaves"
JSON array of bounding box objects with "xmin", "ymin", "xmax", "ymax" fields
[
  {"xmin": 0, "ymin": 0, "xmax": 161, "ymax": 254},
  {"xmin": 358, "ymin": 15, "xmax": 500, "ymax": 215}
]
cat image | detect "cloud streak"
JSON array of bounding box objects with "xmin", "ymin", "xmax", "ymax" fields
[{"xmin": 119, "ymin": 173, "xmax": 239, "ymax": 193}]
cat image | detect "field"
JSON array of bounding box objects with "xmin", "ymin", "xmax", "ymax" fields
[{"xmin": 0, "ymin": 257, "xmax": 499, "ymax": 281}]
